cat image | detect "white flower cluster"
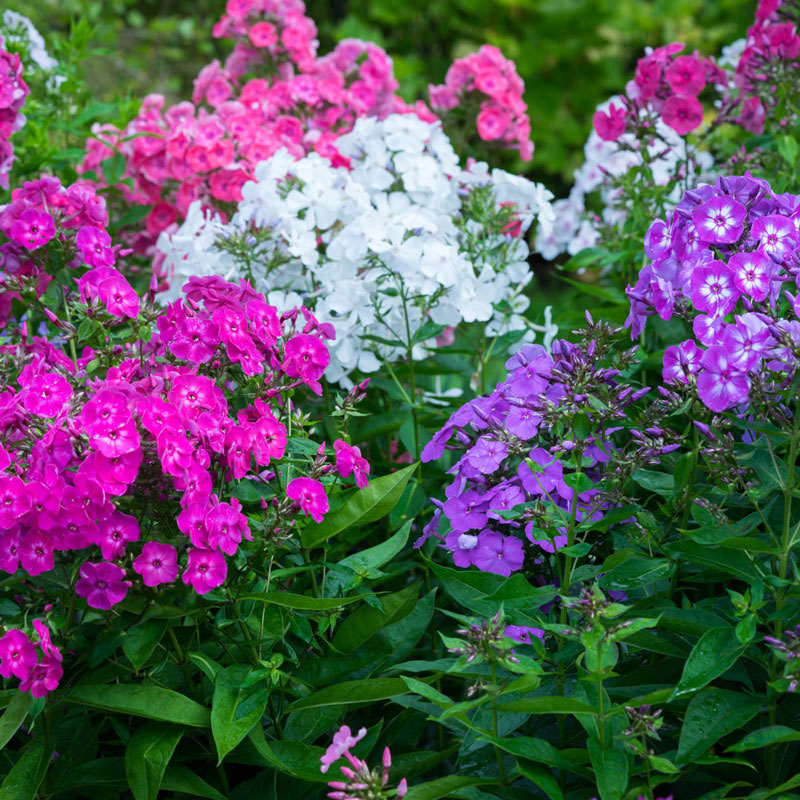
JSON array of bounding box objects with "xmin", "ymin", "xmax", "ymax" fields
[
  {"xmin": 536, "ymin": 97, "xmax": 715, "ymax": 262},
  {"xmin": 158, "ymin": 114, "xmax": 556, "ymax": 385},
  {"xmin": 1, "ymin": 11, "xmax": 62, "ymax": 85}
]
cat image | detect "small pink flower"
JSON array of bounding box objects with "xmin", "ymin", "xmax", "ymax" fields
[
  {"xmin": 333, "ymin": 440, "xmax": 370, "ymax": 488},
  {"xmin": 23, "ymin": 373, "xmax": 73, "ymax": 417},
  {"xmin": 10, "ymin": 209, "xmax": 55, "ymax": 250},
  {"xmin": 661, "ymin": 94, "xmax": 703, "ymax": 135},
  {"xmin": 75, "ymin": 561, "xmax": 132, "ymax": 609},
  {"xmin": 97, "ymin": 270, "xmax": 140, "ymax": 318},
  {"xmin": 19, "ymin": 654, "xmax": 63, "ymax": 698},
  {"xmin": 0, "ymin": 629, "xmax": 37, "ymax": 680},
  {"xmin": 593, "ymin": 102, "xmax": 626, "ymax": 142},
  {"xmin": 664, "ymin": 54, "xmax": 706, "ymax": 96},
  {"xmin": 95, "ymin": 511, "xmax": 140, "ymax": 561},
  {"xmin": 282, "ymin": 334, "xmax": 330, "ymax": 395},
  {"xmin": 320, "ymin": 725, "xmax": 367, "ymax": 773},
  {"xmin": 249, "ymin": 21, "xmax": 278, "ymax": 48},
  {"xmin": 182, "ymin": 547, "xmax": 227, "ymax": 594},
  {"xmin": 287, "ymin": 477, "xmax": 329, "ymax": 523},
  {"xmin": 76, "ymin": 225, "xmax": 115, "ymax": 268},
  {"xmin": 133, "ymin": 541, "xmax": 178, "ymax": 587},
  {"xmin": 476, "ymin": 105, "xmax": 511, "ymax": 141}
]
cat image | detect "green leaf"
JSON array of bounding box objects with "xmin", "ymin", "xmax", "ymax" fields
[
  {"xmin": 336, "ymin": 518, "xmax": 412, "ymax": 575},
  {"xmin": 102, "ymin": 151, "xmax": 127, "ymax": 184},
  {"xmin": 588, "ymin": 738, "xmax": 629, "ymax": 800},
  {"xmin": 664, "ymin": 541, "xmax": 754, "ymax": 581},
  {"xmin": 516, "ymin": 760, "xmax": 565, "ymax": 800},
  {"xmin": 778, "ymin": 135, "xmax": 799, "ymax": 166},
  {"xmin": 122, "ymin": 620, "xmax": 167, "ymax": 672},
  {"xmin": 124, "ymin": 723, "xmax": 183, "ymax": 800},
  {"xmin": 237, "ymin": 592, "xmax": 369, "ymax": 610},
  {"xmin": 50, "ymin": 758, "xmax": 126, "ymax": 794},
  {"xmin": 563, "ymin": 472, "xmax": 594, "ymax": 493},
  {"xmin": 0, "ymin": 694, "xmax": 28, "ymax": 751},
  {"xmin": 0, "ymin": 741, "xmax": 50, "ymax": 800},
  {"xmin": 288, "ymin": 678, "xmax": 408, "ymax": 711},
  {"xmin": 676, "ymin": 689, "xmax": 762, "ymax": 764},
  {"xmin": 480, "ymin": 735, "xmax": 591, "ymax": 777},
  {"xmin": 245, "ymin": 726, "xmax": 327, "ymax": 782},
  {"xmin": 160, "ymin": 765, "xmax": 227, "ymax": 800},
  {"xmin": 404, "ymin": 776, "xmax": 502, "ymax": 800},
  {"xmin": 67, "ymin": 684, "xmax": 210, "ymax": 728},
  {"xmin": 496, "ymin": 697, "xmax": 596, "ymax": 715},
  {"xmin": 631, "ymin": 469, "xmax": 674, "ymax": 496},
  {"xmin": 671, "ymin": 627, "xmax": 747, "ymax": 699},
  {"xmin": 211, "ymin": 665, "xmax": 270, "ymax": 763},
  {"xmin": 301, "ymin": 463, "xmax": 417, "ymax": 547},
  {"xmin": 726, "ymin": 725, "xmax": 800, "ymax": 752}
]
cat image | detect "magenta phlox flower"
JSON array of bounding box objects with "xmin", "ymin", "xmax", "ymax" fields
[
  {"xmin": 443, "ymin": 490, "xmax": 489, "ymax": 532},
  {"xmin": 752, "ymin": 214, "xmax": 796, "ymax": 259},
  {"xmin": 644, "ymin": 220, "xmax": 672, "ymax": 260},
  {"xmin": 76, "ymin": 225, "xmax": 115, "ymax": 268},
  {"xmin": 168, "ymin": 374, "xmax": 222, "ymax": 420},
  {"xmin": 85, "ymin": 449, "xmax": 143, "ymax": 495},
  {"xmin": 157, "ymin": 431, "xmax": 196, "ymax": 477},
  {"xmin": 138, "ymin": 396, "xmax": 183, "ymax": 437},
  {"xmin": 691, "ymin": 260, "xmax": 740, "ymax": 316},
  {"xmin": 32, "ymin": 619, "xmax": 61, "ymax": 662},
  {"xmin": 23, "ymin": 372, "xmax": 73, "ymax": 417},
  {"xmin": 224, "ymin": 425, "xmax": 253, "ymax": 479},
  {"xmin": 0, "ymin": 475, "xmax": 32, "ymax": 529},
  {"xmin": 692, "ymin": 197, "xmax": 747, "ymax": 245},
  {"xmin": 206, "ymin": 499, "xmax": 252, "ymax": 555},
  {"xmin": 445, "ymin": 531, "xmax": 479, "ymax": 567},
  {"xmin": 177, "ymin": 500, "xmax": 213, "ymax": 547},
  {"xmin": 730, "ymin": 250, "xmax": 773, "ymax": 301},
  {"xmin": 170, "ymin": 317, "xmax": 220, "ymax": 363},
  {"xmin": 593, "ymin": 102, "xmax": 626, "ymax": 142},
  {"xmin": 671, "ymin": 220, "xmax": 706, "ymax": 266},
  {"xmin": 664, "ymin": 54, "xmax": 706, "ymax": 95},
  {"xmin": 212, "ymin": 307, "xmax": 255, "ymax": 352},
  {"xmin": 75, "ymin": 561, "xmax": 132, "ymax": 609},
  {"xmin": 697, "ymin": 345, "xmax": 751, "ymax": 412},
  {"xmin": 282, "ymin": 334, "xmax": 330, "ymax": 395},
  {"xmin": 95, "ymin": 511, "xmax": 140, "ymax": 561},
  {"xmin": 249, "ymin": 405, "xmax": 287, "ymax": 465},
  {"xmin": 333, "ymin": 439, "xmax": 370, "ymax": 488},
  {"xmin": 661, "ymin": 94, "xmax": 703, "ymax": 135},
  {"xmin": 662, "ymin": 340, "xmax": 702, "ymax": 384},
  {"xmin": 133, "ymin": 541, "xmax": 178, "ymax": 587},
  {"xmin": 286, "ymin": 477, "xmax": 329, "ymax": 523},
  {"xmin": 0, "ymin": 527, "xmax": 21, "ymax": 573},
  {"xmin": 505, "ymin": 625, "xmax": 545, "ymax": 645},
  {"xmin": 650, "ymin": 277, "xmax": 677, "ymax": 321},
  {"xmin": 9, "ymin": 208, "xmax": 55, "ymax": 250},
  {"xmin": 94, "ymin": 269, "xmax": 140, "ymax": 318},
  {"xmin": 466, "ymin": 436, "xmax": 509, "ymax": 474},
  {"xmin": 18, "ymin": 654, "xmax": 63, "ymax": 698},
  {"xmin": 723, "ymin": 313, "xmax": 774, "ymax": 372},
  {"xmin": 182, "ymin": 547, "xmax": 227, "ymax": 593},
  {"xmin": 0, "ymin": 629, "xmax": 37, "ymax": 679},
  {"xmin": 320, "ymin": 725, "xmax": 367, "ymax": 774},
  {"xmin": 693, "ymin": 313, "xmax": 725, "ymax": 346},
  {"xmin": 472, "ymin": 530, "xmax": 524, "ymax": 576}
]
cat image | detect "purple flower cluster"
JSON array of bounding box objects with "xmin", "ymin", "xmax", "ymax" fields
[
  {"xmin": 419, "ymin": 336, "xmax": 641, "ymax": 577},
  {"xmin": 627, "ymin": 174, "xmax": 800, "ymax": 412}
]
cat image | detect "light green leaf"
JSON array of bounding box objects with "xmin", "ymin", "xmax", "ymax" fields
[
  {"xmin": 0, "ymin": 694, "xmax": 28, "ymax": 751},
  {"xmin": 671, "ymin": 627, "xmax": 746, "ymax": 699},
  {"xmin": 337, "ymin": 518, "xmax": 412, "ymax": 575},
  {"xmin": 211, "ymin": 665, "xmax": 270, "ymax": 763},
  {"xmin": 588, "ymin": 738, "xmax": 629, "ymax": 800},
  {"xmin": 124, "ymin": 723, "xmax": 183, "ymax": 800}
]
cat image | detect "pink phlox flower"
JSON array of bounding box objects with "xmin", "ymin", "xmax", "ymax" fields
[
  {"xmin": 333, "ymin": 439, "xmax": 370, "ymax": 488},
  {"xmin": 76, "ymin": 225, "xmax": 116, "ymax": 268},
  {"xmin": 133, "ymin": 541, "xmax": 178, "ymax": 587},
  {"xmin": 693, "ymin": 313, "xmax": 726, "ymax": 346},
  {"xmin": 182, "ymin": 547, "xmax": 227, "ymax": 594},
  {"xmin": 664, "ymin": 54, "xmax": 707, "ymax": 95},
  {"xmin": 644, "ymin": 219, "xmax": 671, "ymax": 260},
  {"xmin": 157, "ymin": 431, "xmax": 196, "ymax": 477},
  {"xmin": 661, "ymin": 94, "xmax": 703, "ymax": 135},
  {"xmin": 593, "ymin": 102, "xmax": 626, "ymax": 142},
  {"xmin": 0, "ymin": 475, "xmax": 31, "ymax": 529},
  {"xmin": 170, "ymin": 317, "xmax": 220, "ymax": 363},
  {"xmin": 206, "ymin": 499, "xmax": 251, "ymax": 555},
  {"xmin": 287, "ymin": 477, "xmax": 329, "ymax": 523},
  {"xmin": 168, "ymin": 374, "xmax": 222, "ymax": 420},
  {"xmin": 692, "ymin": 196, "xmax": 746, "ymax": 245},
  {"xmin": 97, "ymin": 269, "xmax": 140, "ymax": 319},
  {"xmin": 32, "ymin": 619, "xmax": 61, "ymax": 662},
  {"xmin": 476, "ymin": 105, "xmax": 512, "ymax": 141},
  {"xmin": 9, "ymin": 209, "xmax": 55, "ymax": 250},
  {"xmin": 723, "ymin": 313, "xmax": 774, "ymax": 372},
  {"xmin": 177, "ymin": 500, "xmax": 213, "ymax": 547},
  {"xmin": 0, "ymin": 526, "xmax": 21, "ymax": 573},
  {"xmin": 662, "ymin": 340, "xmax": 702, "ymax": 385},
  {"xmin": 730, "ymin": 250, "xmax": 773, "ymax": 301},
  {"xmin": 75, "ymin": 561, "xmax": 132, "ymax": 609},
  {"xmin": 225, "ymin": 425, "xmax": 253, "ymax": 479},
  {"xmin": 697, "ymin": 345, "xmax": 751, "ymax": 412},
  {"xmin": 249, "ymin": 403, "xmax": 287, "ymax": 465},
  {"xmin": 282, "ymin": 334, "xmax": 330, "ymax": 395},
  {"xmin": 752, "ymin": 214, "xmax": 796, "ymax": 259},
  {"xmin": 0, "ymin": 629, "xmax": 37, "ymax": 679},
  {"xmin": 690, "ymin": 260, "xmax": 740, "ymax": 316},
  {"xmin": 18, "ymin": 653, "xmax": 63, "ymax": 698},
  {"xmin": 650, "ymin": 277, "xmax": 677, "ymax": 321},
  {"xmin": 320, "ymin": 726, "xmax": 367, "ymax": 774},
  {"xmin": 23, "ymin": 372, "xmax": 73, "ymax": 417},
  {"xmin": 95, "ymin": 510, "xmax": 140, "ymax": 561},
  {"xmin": 138, "ymin": 396, "xmax": 184, "ymax": 438}
]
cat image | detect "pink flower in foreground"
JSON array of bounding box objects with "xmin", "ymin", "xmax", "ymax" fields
[
  {"xmin": 476, "ymin": 105, "xmax": 511, "ymax": 141},
  {"xmin": 333, "ymin": 439, "xmax": 370, "ymax": 488},
  {"xmin": 287, "ymin": 477, "xmax": 329, "ymax": 523},
  {"xmin": 23, "ymin": 373, "xmax": 73, "ymax": 417},
  {"xmin": 182, "ymin": 547, "xmax": 227, "ymax": 594},
  {"xmin": 593, "ymin": 102, "xmax": 626, "ymax": 141},
  {"xmin": 133, "ymin": 541, "xmax": 179, "ymax": 587},
  {"xmin": 0, "ymin": 629, "xmax": 37, "ymax": 679},
  {"xmin": 661, "ymin": 94, "xmax": 703, "ymax": 135},
  {"xmin": 320, "ymin": 725, "xmax": 367, "ymax": 773},
  {"xmin": 664, "ymin": 54, "xmax": 706, "ymax": 96},
  {"xmin": 9, "ymin": 209, "xmax": 55, "ymax": 250},
  {"xmin": 75, "ymin": 561, "xmax": 132, "ymax": 609}
]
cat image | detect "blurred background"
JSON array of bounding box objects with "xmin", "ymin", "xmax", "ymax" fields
[{"xmin": 8, "ymin": 0, "xmax": 754, "ymax": 195}]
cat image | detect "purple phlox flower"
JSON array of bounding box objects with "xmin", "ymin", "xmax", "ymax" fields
[
  {"xmin": 624, "ymin": 298, "xmax": 651, "ymax": 339},
  {"xmin": 692, "ymin": 196, "xmax": 747, "ymax": 245},
  {"xmin": 723, "ymin": 313, "xmax": 774, "ymax": 372},
  {"xmin": 650, "ymin": 277, "xmax": 677, "ymax": 321},
  {"xmin": 752, "ymin": 214, "xmax": 796, "ymax": 259},
  {"xmin": 488, "ymin": 483, "xmax": 526, "ymax": 519},
  {"xmin": 421, "ymin": 424, "xmax": 455, "ymax": 462},
  {"xmin": 445, "ymin": 530, "xmax": 479, "ymax": 567},
  {"xmin": 691, "ymin": 260, "xmax": 740, "ymax": 316},
  {"xmin": 443, "ymin": 489, "xmax": 489, "ymax": 532},
  {"xmin": 693, "ymin": 313, "xmax": 725, "ymax": 346},
  {"xmin": 526, "ymin": 523, "xmax": 568, "ymax": 554},
  {"xmin": 730, "ymin": 250, "xmax": 773, "ymax": 302},
  {"xmin": 504, "ymin": 345, "xmax": 553, "ymax": 397},
  {"xmin": 504, "ymin": 404, "xmax": 541, "ymax": 438},
  {"xmin": 663, "ymin": 340, "xmax": 702, "ymax": 385},
  {"xmin": 786, "ymin": 290, "xmax": 800, "ymax": 319},
  {"xmin": 505, "ymin": 625, "xmax": 545, "ymax": 645},
  {"xmin": 414, "ymin": 502, "xmax": 443, "ymax": 549},
  {"xmin": 767, "ymin": 319, "xmax": 800, "ymax": 370},
  {"xmin": 651, "ymin": 255, "xmax": 681, "ymax": 284},
  {"xmin": 518, "ymin": 448, "xmax": 561, "ymax": 496},
  {"xmin": 697, "ymin": 345, "xmax": 751, "ymax": 412},
  {"xmin": 672, "ymin": 220, "xmax": 706, "ymax": 265},
  {"xmin": 466, "ymin": 436, "xmax": 509, "ymax": 474},
  {"xmin": 644, "ymin": 219, "xmax": 671, "ymax": 260},
  {"xmin": 472, "ymin": 531, "xmax": 524, "ymax": 576},
  {"xmin": 715, "ymin": 174, "xmax": 768, "ymax": 207}
]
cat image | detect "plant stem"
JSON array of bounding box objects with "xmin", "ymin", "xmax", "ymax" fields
[{"xmin": 490, "ymin": 662, "xmax": 507, "ymax": 784}]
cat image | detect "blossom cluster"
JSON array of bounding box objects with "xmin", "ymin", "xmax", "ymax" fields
[
  {"xmin": 0, "ymin": 620, "xmax": 62, "ymax": 698},
  {"xmin": 157, "ymin": 114, "xmax": 555, "ymax": 385},
  {"xmin": 428, "ymin": 44, "xmax": 534, "ymax": 160},
  {"xmin": 626, "ymin": 174, "xmax": 800, "ymax": 413},
  {"xmin": 418, "ymin": 331, "xmax": 647, "ymax": 576},
  {"xmin": 0, "ymin": 32, "xmax": 28, "ymax": 190},
  {"xmin": 320, "ymin": 725, "xmax": 407, "ymax": 800}
]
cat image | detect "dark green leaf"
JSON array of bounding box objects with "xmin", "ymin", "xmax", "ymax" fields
[
  {"xmin": 404, "ymin": 776, "xmax": 502, "ymax": 800},
  {"xmin": 237, "ymin": 592, "xmax": 369, "ymax": 610},
  {"xmin": 288, "ymin": 678, "xmax": 408, "ymax": 711},
  {"xmin": 124, "ymin": 723, "xmax": 183, "ymax": 800},
  {"xmin": 726, "ymin": 725, "xmax": 800, "ymax": 752},
  {"xmin": 588, "ymin": 738, "xmax": 629, "ymax": 800},
  {"xmin": 631, "ymin": 469, "xmax": 674, "ymax": 496},
  {"xmin": 211, "ymin": 665, "xmax": 270, "ymax": 763},
  {"xmin": 672, "ymin": 627, "xmax": 747, "ymax": 699},
  {"xmin": 122, "ymin": 620, "xmax": 166, "ymax": 672},
  {"xmin": 496, "ymin": 697, "xmax": 596, "ymax": 715},
  {"xmin": 160, "ymin": 765, "xmax": 227, "ymax": 800},
  {"xmin": 0, "ymin": 694, "xmax": 28, "ymax": 751}
]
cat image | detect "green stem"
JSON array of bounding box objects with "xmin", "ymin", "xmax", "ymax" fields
[
  {"xmin": 490, "ymin": 662, "xmax": 507, "ymax": 784},
  {"xmin": 596, "ymin": 641, "xmax": 606, "ymax": 749}
]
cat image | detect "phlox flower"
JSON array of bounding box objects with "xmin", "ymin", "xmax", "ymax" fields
[
  {"xmin": 472, "ymin": 530, "xmax": 524, "ymax": 577},
  {"xmin": 690, "ymin": 261, "xmax": 740, "ymax": 316},
  {"xmin": 0, "ymin": 475, "xmax": 31, "ymax": 529},
  {"xmin": 283, "ymin": 334, "xmax": 330, "ymax": 395},
  {"xmin": 333, "ymin": 439, "xmax": 370, "ymax": 487},
  {"xmin": 476, "ymin": 105, "xmax": 511, "ymax": 141},
  {"xmin": 22, "ymin": 372, "xmax": 72, "ymax": 417},
  {"xmin": 644, "ymin": 220, "xmax": 671, "ymax": 260},
  {"xmin": 730, "ymin": 251, "xmax": 772, "ymax": 301},
  {"xmin": 75, "ymin": 561, "xmax": 132, "ymax": 609},
  {"xmin": 97, "ymin": 270, "xmax": 140, "ymax": 319},
  {"xmin": 0, "ymin": 629, "xmax": 36, "ymax": 679},
  {"xmin": 691, "ymin": 197, "xmax": 746, "ymax": 244},
  {"xmin": 76, "ymin": 225, "xmax": 115, "ymax": 268},
  {"xmin": 133, "ymin": 541, "xmax": 178, "ymax": 587},
  {"xmin": 661, "ymin": 94, "xmax": 703, "ymax": 135},
  {"xmin": 95, "ymin": 511, "xmax": 140, "ymax": 561},
  {"xmin": 445, "ymin": 531, "xmax": 479, "ymax": 568},
  {"xmin": 664, "ymin": 54, "xmax": 706, "ymax": 95},
  {"xmin": 662, "ymin": 340, "xmax": 702, "ymax": 385},
  {"xmin": 18, "ymin": 654, "xmax": 63, "ymax": 698},
  {"xmin": 182, "ymin": 547, "xmax": 227, "ymax": 594},
  {"xmin": 505, "ymin": 625, "xmax": 545, "ymax": 645},
  {"xmin": 9, "ymin": 208, "xmax": 55, "ymax": 250},
  {"xmin": 320, "ymin": 725, "xmax": 367, "ymax": 773},
  {"xmin": 592, "ymin": 102, "xmax": 626, "ymax": 142},
  {"xmin": 286, "ymin": 477, "xmax": 329, "ymax": 523},
  {"xmin": 697, "ymin": 345, "xmax": 751, "ymax": 412},
  {"xmin": 206, "ymin": 499, "xmax": 251, "ymax": 555},
  {"xmin": 752, "ymin": 214, "xmax": 796, "ymax": 259},
  {"xmin": 170, "ymin": 317, "xmax": 220, "ymax": 363},
  {"xmin": 249, "ymin": 407, "xmax": 287, "ymax": 465},
  {"xmin": 466, "ymin": 437, "xmax": 509, "ymax": 474},
  {"xmin": 723, "ymin": 313, "xmax": 773, "ymax": 372}
]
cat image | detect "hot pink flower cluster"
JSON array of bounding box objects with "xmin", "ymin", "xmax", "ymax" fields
[
  {"xmin": 0, "ymin": 175, "xmax": 120, "ymax": 324},
  {"xmin": 0, "ymin": 620, "xmax": 62, "ymax": 698},
  {"xmin": 79, "ymin": 0, "xmax": 432, "ymax": 252},
  {"xmin": 594, "ymin": 44, "xmax": 726, "ymax": 141},
  {"xmin": 429, "ymin": 44, "xmax": 534, "ymax": 160},
  {"xmin": 320, "ymin": 725, "xmax": 407, "ymax": 800},
  {"xmin": 0, "ymin": 38, "xmax": 28, "ymax": 190},
  {"xmin": 727, "ymin": 0, "xmax": 800, "ymax": 134}
]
